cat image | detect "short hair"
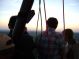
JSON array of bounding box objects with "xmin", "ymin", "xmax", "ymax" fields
[
  {"xmin": 46, "ymin": 17, "xmax": 58, "ymax": 29},
  {"xmin": 8, "ymin": 16, "xmax": 17, "ymax": 29}
]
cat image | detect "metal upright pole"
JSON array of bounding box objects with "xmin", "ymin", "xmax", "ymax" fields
[{"xmin": 12, "ymin": 0, "xmax": 35, "ymax": 44}]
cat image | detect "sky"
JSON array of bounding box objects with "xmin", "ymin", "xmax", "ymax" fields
[{"xmin": 0, "ymin": 0, "xmax": 79, "ymax": 32}]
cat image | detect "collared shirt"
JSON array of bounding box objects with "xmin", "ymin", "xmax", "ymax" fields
[{"xmin": 36, "ymin": 28, "xmax": 65, "ymax": 59}]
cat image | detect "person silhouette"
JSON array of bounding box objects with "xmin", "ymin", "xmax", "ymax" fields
[
  {"xmin": 7, "ymin": 16, "xmax": 35, "ymax": 59},
  {"xmin": 62, "ymin": 29, "xmax": 76, "ymax": 59},
  {"xmin": 35, "ymin": 17, "xmax": 65, "ymax": 59},
  {"xmin": 7, "ymin": 16, "xmax": 17, "ymax": 45},
  {"xmin": 62, "ymin": 29, "xmax": 76, "ymax": 45}
]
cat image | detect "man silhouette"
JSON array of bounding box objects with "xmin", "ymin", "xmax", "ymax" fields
[{"xmin": 36, "ymin": 17, "xmax": 65, "ymax": 59}]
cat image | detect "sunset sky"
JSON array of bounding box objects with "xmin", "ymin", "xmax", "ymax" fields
[{"xmin": 0, "ymin": 0, "xmax": 79, "ymax": 32}]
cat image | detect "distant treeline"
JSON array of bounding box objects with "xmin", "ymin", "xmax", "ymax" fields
[
  {"xmin": 0, "ymin": 30, "xmax": 79, "ymax": 40},
  {"xmin": 0, "ymin": 30, "xmax": 9, "ymax": 35}
]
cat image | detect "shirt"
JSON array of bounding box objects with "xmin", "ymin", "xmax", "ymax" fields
[{"xmin": 36, "ymin": 28, "xmax": 64, "ymax": 59}]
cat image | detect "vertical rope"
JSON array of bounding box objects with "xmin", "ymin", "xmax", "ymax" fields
[
  {"xmin": 36, "ymin": 0, "xmax": 40, "ymax": 38},
  {"xmin": 36, "ymin": 0, "xmax": 43, "ymax": 38},
  {"xmin": 62, "ymin": 0, "xmax": 65, "ymax": 30},
  {"xmin": 39, "ymin": 0, "xmax": 43, "ymax": 37},
  {"xmin": 43, "ymin": 0, "xmax": 47, "ymax": 21},
  {"xmin": 62, "ymin": 0, "xmax": 66, "ymax": 43},
  {"xmin": 36, "ymin": 12, "xmax": 40, "ymax": 38},
  {"xmin": 43, "ymin": 0, "xmax": 48, "ymax": 32}
]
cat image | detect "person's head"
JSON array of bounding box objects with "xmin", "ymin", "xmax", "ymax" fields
[
  {"xmin": 62, "ymin": 29, "xmax": 74, "ymax": 42},
  {"xmin": 8, "ymin": 16, "xmax": 17, "ymax": 30},
  {"xmin": 46, "ymin": 17, "xmax": 58, "ymax": 29}
]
